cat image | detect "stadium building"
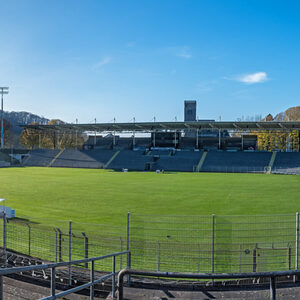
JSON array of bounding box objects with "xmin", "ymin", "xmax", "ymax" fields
[{"xmin": 20, "ymin": 101, "xmax": 300, "ymax": 174}]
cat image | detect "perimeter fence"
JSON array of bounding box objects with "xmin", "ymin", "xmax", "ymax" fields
[{"xmin": 0, "ymin": 213, "xmax": 299, "ymax": 274}]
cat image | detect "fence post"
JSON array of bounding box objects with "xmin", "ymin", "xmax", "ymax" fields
[
  {"xmin": 212, "ymin": 214, "xmax": 215, "ymax": 274},
  {"xmin": 57, "ymin": 228, "xmax": 62, "ymax": 262},
  {"xmin": 3, "ymin": 213, "xmax": 6, "ymax": 268},
  {"xmin": 295, "ymin": 212, "xmax": 299, "ymax": 282},
  {"xmin": 270, "ymin": 276, "xmax": 276, "ymax": 300},
  {"xmin": 112, "ymin": 255, "xmax": 116, "ymax": 298},
  {"xmin": 82, "ymin": 232, "xmax": 89, "ymax": 269},
  {"xmin": 68, "ymin": 221, "xmax": 72, "ymax": 286},
  {"xmin": 197, "ymin": 243, "xmax": 200, "ymax": 273},
  {"xmin": 0, "ymin": 275, "xmax": 2, "ymax": 300},
  {"xmin": 158, "ymin": 241, "xmax": 160, "ymax": 271},
  {"xmin": 127, "ymin": 212, "xmax": 131, "ymax": 285},
  {"xmin": 54, "ymin": 229, "xmax": 58, "ymax": 263},
  {"xmin": 90, "ymin": 260, "xmax": 94, "ymax": 300},
  {"xmin": 27, "ymin": 224, "xmax": 31, "ymax": 256},
  {"xmin": 253, "ymin": 244, "xmax": 257, "ymax": 272},
  {"xmin": 120, "ymin": 237, "xmax": 123, "ymax": 269},
  {"xmin": 51, "ymin": 267, "xmax": 56, "ymax": 297}
]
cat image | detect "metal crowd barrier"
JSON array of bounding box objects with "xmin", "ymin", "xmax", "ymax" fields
[
  {"xmin": 117, "ymin": 268, "xmax": 300, "ymax": 300},
  {"xmin": 0, "ymin": 250, "xmax": 130, "ymax": 300}
]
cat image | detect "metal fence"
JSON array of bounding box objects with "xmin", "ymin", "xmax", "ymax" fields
[
  {"xmin": 129, "ymin": 213, "xmax": 299, "ymax": 273},
  {"xmin": 1, "ymin": 213, "xmax": 299, "ymax": 274}
]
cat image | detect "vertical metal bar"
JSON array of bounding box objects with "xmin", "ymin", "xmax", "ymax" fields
[
  {"xmin": 241, "ymin": 133, "xmax": 244, "ymax": 150},
  {"xmin": 82, "ymin": 232, "xmax": 88, "ymax": 268},
  {"xmin": 55, "ymin": 229, "xmax": 58, "ymax": 263},
  {"xmin": 197, "ymin": 243, "xmax": 200, "ymax": 273},
  {"xmin": 239, "ymin": 244, "xmax": 242, "ymax": 273},
  {"xmin": 296, "ymin": 212, "xmax": 299, "ymax": 270},
  {"xmin": 253, "ymin": 247, "xmax": 257, "ymax": 272},
  {"xmin": 3, "ymin": 213, "xmax": 7, "ymax": 268},
  {"xmin": 212, "ymin": 214, "xmax": 215, "ymax": 274},
  {"xmin": 158, "ymin": 241, "xmax": 160, "ymax": 271},
  {"xmin": 127, "ymin": 212, "xmax": 131, "ymax": 285},
  {"xmin": 288, "ymin": 247, "xmax": 291, "ymax": 270},
  {"xmin": 57, "ymin": 228, "xmax": 62, "ymax": 262},
  {"xmin": 68, "ymin": 221, "xmax": 72, "ymax": 286},
  {"xmin": 120, "ymin": 237, "xmax": 123, "ymax": 269},
  {"xmin": 51, "ymin": 267, "xmax": 56, "ymax": 297},
  {"xmin": 0, "ymin": 275, "xmax": 3, "ymax": 300},
  {"xmin": 27, "ymin": 224, "xmax": 31, "ymax": 256},
  {"xmin": 90, "ymin": 260, "xmax": 94, "ymax": 300},
  {"xmin": 1, "ymin": 92, "xmax": 4, "ymax": 149},
  {"xmin": 112, "ymin": 256, "xmax": 116, "ymax": 298},
  {"xmin": 218, "ymin": 129, "xmax": 221, "ymax": 149},
  {"xmin": 270, "ymin": 276, "xmax": 276, "ymax": 300},
  {"xmin": 295, "ymin": 212, "xmax": 299, "ymax": 282},
  {"xmin": 196, "ymin": 129, "xmax": 199, "ymax": 149}
]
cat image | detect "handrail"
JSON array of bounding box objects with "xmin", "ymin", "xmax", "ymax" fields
[
  {"xmin": 0, "ymin": 251, "xmax": 129, "ymax": 276},
  {"xmin": 0, "ymin": 250, "xmax": 130, "ymax": 300},
  {"xmin": 117, "ymin": 268, "xmax": 300, "ymax": 300}
]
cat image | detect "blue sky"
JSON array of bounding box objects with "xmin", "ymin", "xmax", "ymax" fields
[{"xmin": 0, "ymin": 0, "xmax": 300, "ymax": 123}]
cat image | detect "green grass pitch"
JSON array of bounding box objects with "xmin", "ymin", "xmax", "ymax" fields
[{"xmin": 0, "ymin": 167, "xmax": 299, "ymax": 227}]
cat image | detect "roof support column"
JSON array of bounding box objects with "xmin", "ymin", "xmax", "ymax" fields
[
  {"xmin": 174, "ymin": 130, "xmax": 176, "ymax": 148},
  {"xmin": 218, "ymin": 129, "xmax": 221, "ymax": 150},
  {"xmin": 39, "ymin": 132, "xmax": 41, "ymax": 149},
  {"xmin": 241, "ymin": 132, "xmax": 244, "ymax": 151},
  {"xmin": 196, "ymin": 129, "xmax": 199, "ymax": 149}
]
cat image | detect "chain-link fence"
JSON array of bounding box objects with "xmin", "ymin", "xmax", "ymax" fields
[
  {"xmin": 129, "ymin": 213, "xmax": 298, "ymax": 273},
  {"xmin": 0, "ymin": 213, "xmax": 298, "ymax": 274}
]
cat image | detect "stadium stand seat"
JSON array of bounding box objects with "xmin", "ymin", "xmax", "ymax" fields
[
  {"xmin": 201, "ymin": 151, "xmax": 272, "ymax": 173},
  {"xmin": 108, "ymin": 150, "xmax": 152, "ymax": 171},
  {"xmin": 24, "ymin": 149, "xmax": 60, "ymax": 167},
  {"xmin": 272, "ymin": 152, "xmax": 300, "ymax": 175},
  {"xmin": 52, "ymin": 149, "xmax": 102, "ymax": 168},
  {"xmin": 153, "ymin": 150, "xmax": 202, "ymax": 172}
]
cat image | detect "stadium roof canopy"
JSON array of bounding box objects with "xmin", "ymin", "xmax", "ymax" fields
[{"xmin": 21, "ymin": 121, "xmax": 300, "ymax": 132}]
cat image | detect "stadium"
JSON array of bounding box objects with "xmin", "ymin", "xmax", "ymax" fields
[{"xmin": 0, "ymin": 101, "xmax": 299, "ymax": 299}]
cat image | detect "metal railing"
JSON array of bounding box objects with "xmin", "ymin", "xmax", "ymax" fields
[
  {"xmin": 117, "ymin": 268, "xmax": 300, "ymax": 300},
  {"xmin": 1, "ymin": 213, "xmax": 300, "ymax": 275},
  {"xmin": 0, "ymin": 250, "xmax": 130, "ymax": 300}
]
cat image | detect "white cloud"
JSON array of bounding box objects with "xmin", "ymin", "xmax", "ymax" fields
[
  {"xmin": 236, "ymin": 72, "xmax": 268, "ymax": 84},
  {"xmin": 93, "ymin": 56, "xmax": 111, "ymax": 70},
  {"xmin": 176, "ymin": 47, "xmax": 192, "ymax": 59}
]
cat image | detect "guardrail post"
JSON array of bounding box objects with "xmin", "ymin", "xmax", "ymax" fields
[
  {"xmin": 127, "ymin": 212, "xmax": 131, "ymax": 285},
  {"xmin": 51, "ymin": 267, "xmax": 56, "ymax": 297},
  {"xmin": 27, "ymin": 224, "xmax": 31, "ymax": 256},
  {"xmin": 270, "ymin": 276, "xmax": 276, "ymax": 300},
  {"xmin": 57, "ymin": 228, "xmax": 62, "ymax": 262},
  {"xmin": 3, "ymin": 213, "xmax": 6, "ymax": 268},
  {"xmin": 90, "ymin": 260, "xmax": 94, "ymax": 300},
  {"xmin": 112, "ymin": 255, "xmax": 116, "ymax": 298},
  {"xmin": 295, "ymin": 212, "xmax": 299, "ymax": 282},
  {"xmin": 82, "ymin": 232, "xmax": 88, "ymax": 268},
  {"xmin": 69, "ymin": 221, "xmax": 72, "ymax": 286}
]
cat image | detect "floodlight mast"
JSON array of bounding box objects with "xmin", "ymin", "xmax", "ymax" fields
[{"xmin": 0, "ymin": 87, "xmax": 9, "ymax": 149}]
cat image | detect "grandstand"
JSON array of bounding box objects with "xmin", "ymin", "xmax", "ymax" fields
[
  {"xmin": 16, "ymin": 114, "xmax": 300, "ymax": 174},
  {"xmin": 22, "ymin": 148, "xmax": 300, "ymax": 174}
]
